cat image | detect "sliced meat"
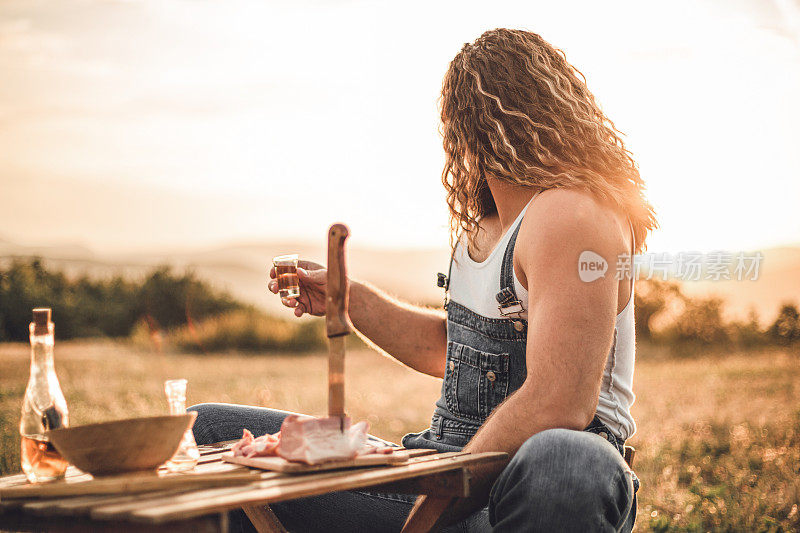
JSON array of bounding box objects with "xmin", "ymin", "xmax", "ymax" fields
[
  {"xmin": 231, "ymin": 428, "xmax": 255, "ymax": 457},
  {"xmin": 241, "ymin": 432, "xmax": 281, "ymax": 458},
  {"xmin": 229, "ymin": 416, "xmax": 373, "ymax": 464},
  {"xmin": 231, "ymin": 428, "xmax": 281, "ymax": 458},
  {"xmin": 277, "ymin": 415, "xmax": 369, "ymax": 464},
  {"xmin": 372, "ymin": 446, "xmax": 396, "ymax": 455}
]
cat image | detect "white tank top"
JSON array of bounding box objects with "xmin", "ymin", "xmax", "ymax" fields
[{"xmin": 448, "ymin": 199, "xmax": 637, "ymax": 441}]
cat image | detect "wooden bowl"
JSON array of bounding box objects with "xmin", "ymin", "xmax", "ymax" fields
[{"xmin": 47, "ymin": 413, "xmax": 196, "ymax": 476}]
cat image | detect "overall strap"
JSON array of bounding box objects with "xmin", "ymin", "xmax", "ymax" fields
[
  {"xmin": 495, "ymin": 191, "xmax": 541, "ymax": 318},
  {"xmin": 496, "ymin": 223, "xmax": 525, "ymax": 317}
]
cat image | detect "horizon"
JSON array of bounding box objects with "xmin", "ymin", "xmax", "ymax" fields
[
  {"xmin": 1, "ymin": 0, "xmax": 800, "ymax": 254},
  {"xmin": 2, "ymin": 231, "xmax": 800, "ymax": 258}
]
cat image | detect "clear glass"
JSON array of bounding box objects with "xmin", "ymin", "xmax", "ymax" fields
[
  {"xmin": 20, "ymin": 321, "xmax": 69, "ymax": 483},
  {"xmin": 164, "ymin": 379, "xmax": 199, "ymax": 472},
  {"xmin": 273, "ymin": 253, "xmax": 300, "ymax": 299}
]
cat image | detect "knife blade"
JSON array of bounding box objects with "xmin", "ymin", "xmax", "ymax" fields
[{"xmin": 328, "ymin": 336, "xmax": 345, "ymax": 422}]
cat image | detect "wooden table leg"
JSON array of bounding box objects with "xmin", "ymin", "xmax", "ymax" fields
[
  {"xmin": 242, "ymin": 504, "xmax": 288, "ymax": 533},
  {"xmin": 401, "ymin": 495, "xmax": 454, "ymax": 533}
]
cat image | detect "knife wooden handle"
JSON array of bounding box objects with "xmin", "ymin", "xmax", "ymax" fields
[{"xmin": 326, "ymin": 223, "xmax": 352, "ymax": 338}]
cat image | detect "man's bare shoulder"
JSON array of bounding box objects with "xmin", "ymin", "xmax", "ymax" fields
[
  {"xmin": 529, "ymin": 188, "xmax": 619, "ymax": 232},
  {"xmin": 515, "ymin": 188, "xmax": 629, "ymax": 279}
]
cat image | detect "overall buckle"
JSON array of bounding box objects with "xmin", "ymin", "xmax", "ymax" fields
[
  {"xmin": 438, "ymin": 273, "xmax": 450, "ymax": 309},
  {"xmin": 496, "ymin": 287, "xmax": 525, "ymax": 317},
  {"xmin": 498, "ymin": 301, "xmax": 525, "ymax": 317}
]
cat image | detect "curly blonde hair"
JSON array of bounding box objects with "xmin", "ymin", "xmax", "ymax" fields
[{"xmin": 441, "ymin": 28, "xmax": 656, "ymax": 252}]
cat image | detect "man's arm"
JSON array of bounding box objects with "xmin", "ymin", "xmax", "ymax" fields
[
  {"xmin": 270, "ymin": 264, "xmax": 447, "ymax": 378},
  {"xmin": 404, "ymin": 190, "xmax": 628, "ymax": 527},
  {"xmin": 348, "ymin": 280, "xmax": 447, "ymax": 377}
]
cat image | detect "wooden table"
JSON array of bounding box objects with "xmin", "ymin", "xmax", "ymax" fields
[{"xmin": 0, "ymin": 443, "xmax": 508, "ymax": 532}]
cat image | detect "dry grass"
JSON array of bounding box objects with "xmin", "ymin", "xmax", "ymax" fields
[
  {"xmin": 630, "ymin": 350, "xmax": 800, "ymax": 531},
  {"xmin": 161, "ymin": 309, "xmax": 327, "ymax": 353},
  {"xmin": 1, "ymin": 341, "xmax": 798, "ymax": 531}
]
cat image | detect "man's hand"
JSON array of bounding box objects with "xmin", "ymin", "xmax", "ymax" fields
[{"xmin": 268, "ymin": 260, "xmax": 327, "ymax": 317}]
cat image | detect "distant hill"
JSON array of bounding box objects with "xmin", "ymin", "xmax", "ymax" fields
[
  {"xmin": 0, "ymin": 239, "xmax": 451, "ymax": 317},
  {"xmin": 0, "ymin": 239, "xmax": 96, "ymax": 262},
  {"xmin": 1, "ymin": 239, "xmax": 797, "ymax": 323}
]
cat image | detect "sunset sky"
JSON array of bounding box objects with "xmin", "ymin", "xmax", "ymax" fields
[{"xmin": 1, "ymin": 0, "xmax": 799, "ymax": 254}]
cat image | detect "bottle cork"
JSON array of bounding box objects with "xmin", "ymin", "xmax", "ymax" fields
[{"xmin": 32, "ymin": 308, "xmax": 52, "ymax": 335}]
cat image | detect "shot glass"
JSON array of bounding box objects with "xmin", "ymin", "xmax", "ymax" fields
[{"xmin": 273, "ymin": 254, "xmax": 301, "ymax": 299}]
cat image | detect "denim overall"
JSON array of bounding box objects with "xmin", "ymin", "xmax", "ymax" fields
[{"xmin": 402, "ymin": 223, "xmax": 627, "ymax": 457}]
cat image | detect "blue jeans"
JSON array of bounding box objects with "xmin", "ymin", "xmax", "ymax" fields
[{"xmin": 190, "ymin": 403, "xmax": 637, "ymax": 532}]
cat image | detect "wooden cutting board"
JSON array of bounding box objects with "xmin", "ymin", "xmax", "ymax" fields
[{"xmin": 222, "ymin": 450, "xmax": 413, "ymax": 473}]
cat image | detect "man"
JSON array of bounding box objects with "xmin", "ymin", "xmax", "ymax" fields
[{"xmin": 191, "ymin": 28, "xmax": 656, "ymax": 532}]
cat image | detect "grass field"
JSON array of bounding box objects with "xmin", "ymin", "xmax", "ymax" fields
[{"xmin": 1, "ymin": 341, "xmax": 798, "ymax": 531}]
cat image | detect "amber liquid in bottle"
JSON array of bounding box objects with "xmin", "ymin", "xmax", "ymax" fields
[
  {"xmin": 20, "ymin": 308, "xmax": 69, "ymax": 483},
  {"xmin": 20, "ymin": 436, "xmax": 69, "ymax": 481}
]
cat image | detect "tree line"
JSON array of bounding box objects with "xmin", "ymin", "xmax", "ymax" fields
[
  {"xmin": 634, "ymin": 278, "xmax": 800, "ymax": 349},
  {"xmin": 1, "ymin": 259, "xmax": 797, "ymax": 352},
  {"xmin": 0, "ymin": 259, "xmax": 243, "ymax": 342}
]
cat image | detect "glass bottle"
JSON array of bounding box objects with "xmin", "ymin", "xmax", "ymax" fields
[
  {"xmin": 19, "ymin": 308, "xmax": 70, "ymax": 483},
  {"xmin": 164, "ymin": 379, "xmax": 200, "ymax": 472}
]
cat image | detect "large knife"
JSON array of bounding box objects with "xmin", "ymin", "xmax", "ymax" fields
[{"xmin": 326, "ymin": 223, "xmax": 352, "ymax": 430}]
